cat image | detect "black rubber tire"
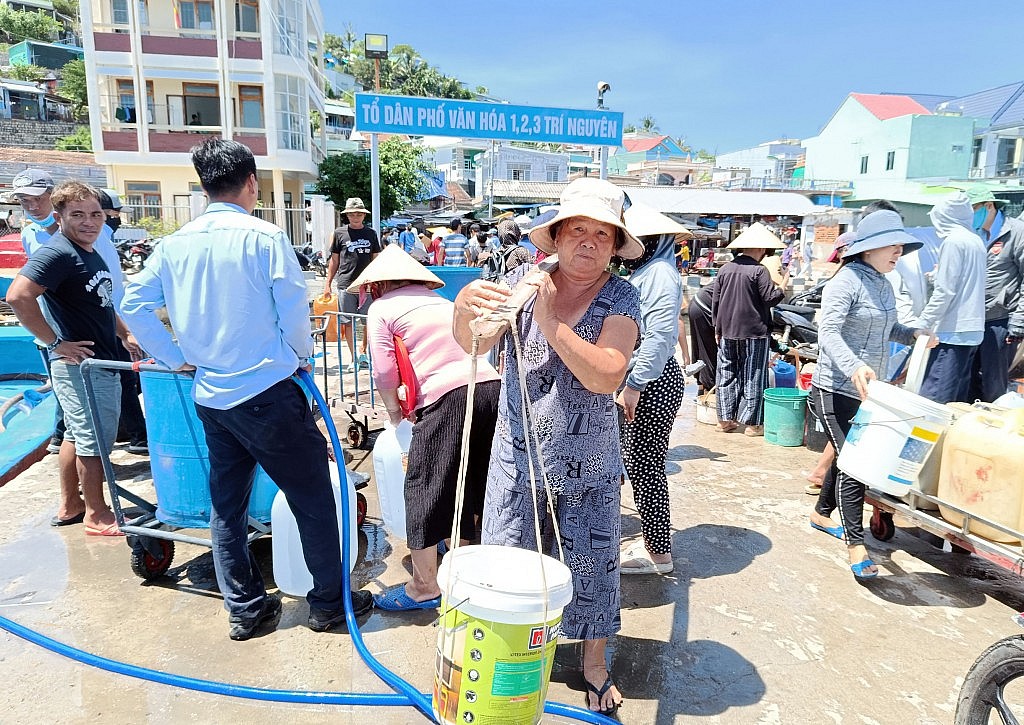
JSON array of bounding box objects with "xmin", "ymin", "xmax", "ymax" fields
[
  {"xmin": 129, "ymin": 538, "xmax": 175, "ymax": 580},
  {"xmin": 346, "ymin": 421, "xmax": 368, "ymax": 449},
  {"xmin": 955, "ymin": 635, "xmax": 1024, "ymax": 725},
  {"xmin": 870, "ymin": 510, "xmax": 896, "ymax": 542},
  {"xmin": 356, "ymin": 492, "xmax": 367, "ymax": 527}
]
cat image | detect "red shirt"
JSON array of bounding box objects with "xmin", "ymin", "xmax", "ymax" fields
[{"xmin": 430, "ymin": 236, "xmax": 443, "ymax": 265}]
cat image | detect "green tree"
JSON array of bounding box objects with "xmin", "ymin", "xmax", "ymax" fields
[
  {"xmin": 6, "ymin": 62, "xmax": 46, "ymax": 81},
  {"xmin": 59, "ymin": 58, "xmax": 88, "ymax": 118},
  {"xmin": 55, "ymin": 125, "xmax": 92, "ymax": 151},
  {"xmin": 639, "ymin": 114, "xmax": 658, "ymax": 132},
  {"xmin": 0, "ymin": 5, "xmax": 61, "ymax": 43},
  {"xmin": 316, "ymin": 137, "xmax": 433, "ymax": 221}
]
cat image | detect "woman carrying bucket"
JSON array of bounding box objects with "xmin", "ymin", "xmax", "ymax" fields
[
  {"xmin": 454, "ymin": 178, "xmax": 642, "ymax": 716},
  {"xmin": 808, "ymin": 210, "xmax": 936, "ymax": 579},
  {"xmin": 347, "ymin": 246, "xmax": 501, "ymax": 611}
]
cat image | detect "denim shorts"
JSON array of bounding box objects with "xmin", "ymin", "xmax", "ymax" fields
[{"xmin": 50, "ymin": 360, "xmax": 121, "ymax": 457}]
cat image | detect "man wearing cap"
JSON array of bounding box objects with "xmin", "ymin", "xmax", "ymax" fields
[
  {"xmin": 121, "ymin": 139, "xmax": 373, "ymax": 640},
  {"xmin": 967, "ymin": 186, "xmax": 1024, "ymax": 402},
  {"xmin": 323, "ymin": 197, "xmax": 380, "ymax": 370},
  {"xmin": 917, "ymin": 193, "xmax": 987, "ymax": 404},
  {"xmin": 12, "ymin": 168, "xmax": 60, "ymax": 258}
]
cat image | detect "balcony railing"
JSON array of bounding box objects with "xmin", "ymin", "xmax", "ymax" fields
[{"xmin": 701, "ymin": 177, "xmax": 854, "ymax": 193}]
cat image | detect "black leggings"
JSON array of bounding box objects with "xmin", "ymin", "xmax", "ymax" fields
[{"xmin": 810, "ymin": 386, "xmax": 867, "ymax": 546}]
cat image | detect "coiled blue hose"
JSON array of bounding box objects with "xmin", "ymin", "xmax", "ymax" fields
[{"xmin": 0, "ymin": 368, "xmax": 615, "ymax": 724}]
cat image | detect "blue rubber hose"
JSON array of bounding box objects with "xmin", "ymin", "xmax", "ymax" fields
[
  {"xmin": 0, "ymin": 367, "xmax": 615, "ymax": 724},
  {"xmin": 295, "ymin": 369, "xmax": 434, "ymax": 719}
]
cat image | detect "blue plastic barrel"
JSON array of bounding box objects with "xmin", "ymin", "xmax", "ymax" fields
[
  {"xmin": 426, "ymin": 266, "xmax": 482, "ymax": 302},
  {"xmin": 140, "ymin": 371, "xmax": 279, "ymax": 527}
]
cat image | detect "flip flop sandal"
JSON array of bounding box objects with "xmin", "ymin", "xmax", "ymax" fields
[
  {"xmin": 851, "ymin": 559, "xmax": 878, "ymax": 579},
  {"xmin": 810, "ymin": 521, "xmax": 845, "ymax": 540},
  {"xmin": 372, "ymin": 584, "xmax": 441, "ymax": 612},
  {"xmin": 84, "ymin": 522, "xmax": 124, "ymax": 537},
  {"xmin": 51, "ymin": 512, "xmax": 85, "ymax": 527},
  {"xmin": 583, "ymin": 675, "xmax": 621, "ymax": 716},
  {"xmin": 620, "ymin": 549, "xmax": 673, "ymax": 575}
]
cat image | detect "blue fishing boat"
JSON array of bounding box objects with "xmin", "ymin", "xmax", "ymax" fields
[{"xmin": 0, "ymin": 284, "xmax": 57, "ymax": 487}]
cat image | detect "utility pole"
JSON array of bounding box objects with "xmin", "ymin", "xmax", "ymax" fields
[
  {"xmin": 488, "ymin": 140, "xmax": 496, "ymax": 219},
  {"xmin": 365, "ymin": 34, "xmax": 388, "ymax": 235}
]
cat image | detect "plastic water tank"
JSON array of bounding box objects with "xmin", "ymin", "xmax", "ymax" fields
[
  {"xmin": 140, "ymin": 371, "xmax": 279, "ymax": 527},
  {"xmin": 272, "ymin": 462, "xmax": 358, "ymax": 596},
  {"xmin": 372, "ymin": 420, "xmax": 413, "ymax": 540}
]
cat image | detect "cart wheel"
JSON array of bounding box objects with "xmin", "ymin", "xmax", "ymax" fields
[
  {"xmin": 955, "ymin": 634, "xmax": 1024, "ymax": 724},
  {"xmin": 130, "ymin": 538, "xmax": 175, "ymax": 580},
  {"xmin": 356, "ymin": 492, "xmax": 367, "ymax": 527},
  {"xmin": 346, "ymin": 421, "xmax": 368, "ymax": 449},
  {"xmin": 870, "ymin": 509, "xmax": 895, "ymax": 541}
]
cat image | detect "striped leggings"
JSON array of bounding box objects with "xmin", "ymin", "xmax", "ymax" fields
[{"xmin": 810, "ymin": 386, "xmax": 867, "ymax": 546}]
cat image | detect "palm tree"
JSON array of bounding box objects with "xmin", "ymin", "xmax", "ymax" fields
[{"xmin": 639, "ymin": 114, "xmax": 659, "ymax": 133}]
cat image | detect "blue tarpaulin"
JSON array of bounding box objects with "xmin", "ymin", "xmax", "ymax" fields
[{"xmin": 418, "ymin": 171, "xmax": 447, "ymax": 201}]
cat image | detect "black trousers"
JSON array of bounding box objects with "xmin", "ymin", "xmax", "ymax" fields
[
  {"xmin": 195, "ymin": 378, "xmax": 342, "ymax": 618},
  {"xmin": 969, "ymin": 318, "xmax": 1019, "ymax": 403},
  {"xmin": 811, "ymin": 386, "xmax": 868, "ymax": 546}
]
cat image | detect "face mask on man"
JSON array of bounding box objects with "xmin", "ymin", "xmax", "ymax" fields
[
  {"xmin": 973, "ymin": 206, "xmax": 990, "ymax": 231},
  {"xmin": 28, "ymin": 210, "xmax": 57, "ymax": 227},
  {"xmin": 105, "ymin": 216, "xmax": 121, "ymax": 232}
]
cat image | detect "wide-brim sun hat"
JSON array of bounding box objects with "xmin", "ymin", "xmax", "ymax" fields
[
  {"xmin": 346, "ymin": 244, "xmax": 444, "ymax": 293},
  {"xmin": 528, "ymin": 178, "xmax": 644, "ymax": 260},
  {"xmin": 624, "ymin": 202, "xmax": 694, "ymax": 240},
  {"xmin": 827, "ymin": 230, "xmax": 857, "ymax": 263},
  {"xmin": 964, "ymin": 185, "xmax": 1008, "ymax": 209},
  {"xmin": 344, "ymin": 197, "xmax": 370, "ymax": 214},
  {"xmin": 842, "ymin": 210, "xmax": 923, "ymax": 259},
  {"xmin": 726, "ymin": 222, "xmax": 786, "ymax": 250}
]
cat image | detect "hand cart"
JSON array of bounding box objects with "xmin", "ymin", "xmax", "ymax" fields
[
  {"xmin": 322, "ymin": 310, "xmax": 389, "ymax": 449},
  {"xmin": 79, "ymin": 357, "xmax": 367, "ymax": 581},
  {"xmin": 864, "ymin": 486, "xmax": 1024, "ymax": 625}
]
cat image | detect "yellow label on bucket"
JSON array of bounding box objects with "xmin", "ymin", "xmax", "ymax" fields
[{"xmin": 433, "ymin": 602, "xmax": 561, "ymax": 725}]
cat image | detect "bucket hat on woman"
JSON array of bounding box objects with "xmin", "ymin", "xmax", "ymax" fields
[
  {"xmin": 842, "ymin": 210, "xmax": 922, "ymax": 258},
  {"xmin": 527, "ymin": 178, "xmax": 644, "ymax": 259},
  {"xmin": 346, "ymin": 244, "xmax": 444, "ymax": 293}
]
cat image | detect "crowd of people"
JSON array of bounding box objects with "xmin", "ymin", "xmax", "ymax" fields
[{"xmin": 6, "ymin": 140, "xmax": 1024, "ymax": 715}]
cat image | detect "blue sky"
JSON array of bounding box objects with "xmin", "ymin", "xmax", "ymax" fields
[{"xmin": 325, "ymin": 0, "xmax": 1023, "ymax": 154}]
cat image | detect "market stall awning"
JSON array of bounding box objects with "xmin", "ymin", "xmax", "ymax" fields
[{"xmin": 622, "ymin": 187, "xmax": 819, "ymax": 216}]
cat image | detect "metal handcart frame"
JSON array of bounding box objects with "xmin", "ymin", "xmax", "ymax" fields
[
  {"xmin": 80, "ymin": 358, "xmax": 273, "ymax": 581},
  {"xmin": 322, "ymin": 310, "xmax": 388, "ymax": 449},
  {"xmin": 864, "ymin": 486, "xmax": 1024, "ymax": 624}
]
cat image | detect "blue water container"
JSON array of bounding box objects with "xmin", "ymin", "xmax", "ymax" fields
[
  {"xmin": 140, "ymin": 371, "xmax": 279, "ymax": 527},
  {"xmin": 772, "ymin": 360, "xmax": 797, "ymax": 388},
  {"xmin": 426, "ymin": 266, "xmax": 482, "ymax": 303},
  {"xmin": 0, "ymin": 326, "xmax": 47, "ymax": 376}
]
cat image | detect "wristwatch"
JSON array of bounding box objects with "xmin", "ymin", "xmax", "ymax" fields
[{"xmin": 46, "ymin": 337, "xmax": 62, "ymax": 354}]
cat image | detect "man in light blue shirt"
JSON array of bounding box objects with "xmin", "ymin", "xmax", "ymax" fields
[{"xmin": 121, "ymin": 139, "xmax": 372, "ymax": 640}]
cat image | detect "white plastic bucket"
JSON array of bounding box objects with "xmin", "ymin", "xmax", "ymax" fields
[
  {"xmin": 371, "ymin": 420, "xmax": 413, "ymax": 540},
  {"xmin": 837, "ymin": 380, "xmax": 953, "ymax": 497},
  {"xmin": 271, "ymin": 463, "xmax": 357, "ymax": 596},
  {"xmin": 433, "ymin": 545, "xmax": 574, "ymax": 725}
]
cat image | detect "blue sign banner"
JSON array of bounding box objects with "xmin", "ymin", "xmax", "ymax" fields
[{"xmin": 354, "ymin": 93, "xmax": 623, "ymax": 146}]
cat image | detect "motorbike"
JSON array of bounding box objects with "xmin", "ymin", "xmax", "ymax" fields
[
  {"xmin": 116, "ymin": 238, "xmax": 154, "ymax": 273},
  {"xmin": 955, "ymin": 633, "xmax": 1024, "ymax": 724},
  {"xmin": 294, "ymin": 245, "xmax": 311, "ymax": 271},
  {"xmin": 772, "ymin": 302, "xmax": 818, "ymax": 361},
  {"xmin": 299, "ymin": 244, "xmax": 327, "ymax": 277}
]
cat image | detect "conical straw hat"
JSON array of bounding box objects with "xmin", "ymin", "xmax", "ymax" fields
[
  {"xmin": 726, "ymin": 222, "xmax": 786, "ymax": 250},
  {"xmin": 346, "ymin": 244, "xmax": 444, "ymax": 293},
  {"xmin": 624, "ymin": 202, "xmax": 693, "ymax": 239}
]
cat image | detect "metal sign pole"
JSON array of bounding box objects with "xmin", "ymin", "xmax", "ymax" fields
[{"xmin": 370, "ymin": 56, "xmax": 382, "ymax": 234}]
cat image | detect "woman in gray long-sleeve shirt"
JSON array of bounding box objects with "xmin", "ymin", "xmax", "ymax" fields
[{"xmin": 808, "ymin": 210, "xmax": 934, "ymax": 579}]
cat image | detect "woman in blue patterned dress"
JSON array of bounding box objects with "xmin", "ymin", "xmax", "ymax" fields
[{"xmin": 454, "ymin": 178, "xmax": 643, "ymax": 716}]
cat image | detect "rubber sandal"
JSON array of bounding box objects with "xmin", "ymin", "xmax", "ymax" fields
[
  {"xmin": 804, "ymin": 483, "xmax": 823, "ymax": 496},
  {"xmin": 620, "ymin": 548, "xmax": 673, "ymax": 575},
  {"xmin": 810, "ymin": 521, "xmax": 844, "ymax": 540},
  {"xmin": 850, "ymin": 559, "xmax": 878, "ymax": 579},
  {"xmin": 84, "ymin": 522, "xmax": 124, "ymax": 537},
  {"xmin": 50, "ymin": 512, "xmax": 85, "ymax": 527},
  {"xmin": 583, "ymin": 674, "xmax": 621, "ymax": 715},
  {"xmin": 372, "ymin": 584, "xmax": 441, "ymax": 611}
]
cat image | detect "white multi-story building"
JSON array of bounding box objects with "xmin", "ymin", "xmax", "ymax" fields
[{"xmin": 80, "ymin": 0, "xmax": 327, "ymax": 237}]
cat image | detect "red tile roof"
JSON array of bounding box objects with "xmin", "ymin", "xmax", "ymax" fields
[
  {"xmin": 850, "ymin": 93, "xmax": 931, "ymax": 120},
  {"xmin": 622, "ymin": 135, "xmax": 669, "ymax": 153}
]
